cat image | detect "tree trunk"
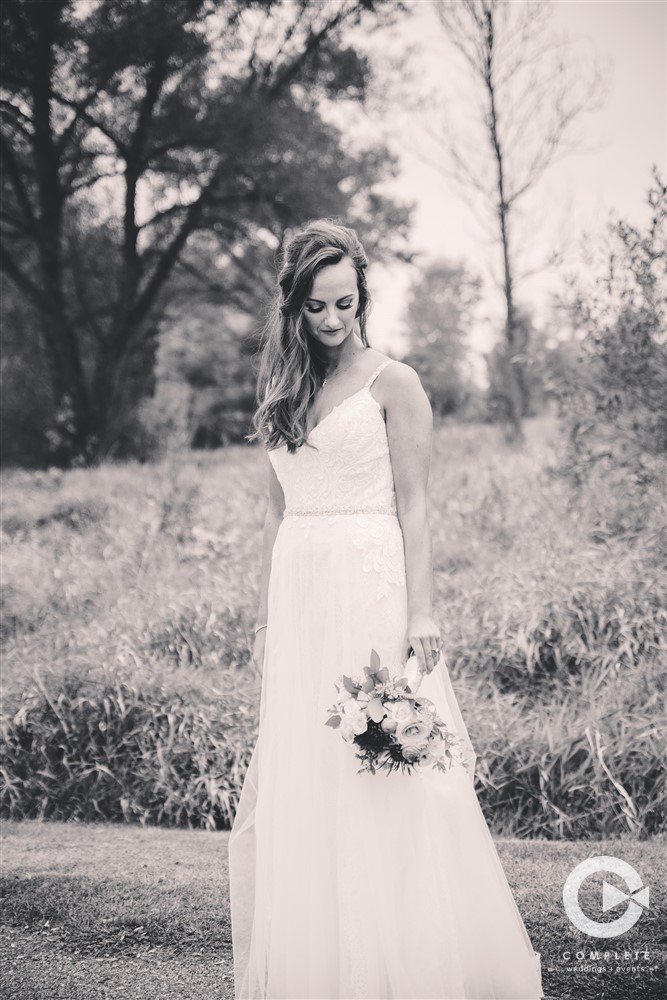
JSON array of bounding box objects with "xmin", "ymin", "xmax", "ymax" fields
[
  {"xmin": 31, "ymin": 2, "xmax": 95, "ymax": 464},
  {"xmin": 484, "ymin": 5, "xmax": 524, "ymax": 442},
  {"xmin": 91, "ymin": 318, "xmax": 160, "ymax": 458}
]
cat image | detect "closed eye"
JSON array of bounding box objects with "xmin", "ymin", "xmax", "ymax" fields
[{"xmin": 306, "ymin": 298, "xmax": 354, "ymax": 314}]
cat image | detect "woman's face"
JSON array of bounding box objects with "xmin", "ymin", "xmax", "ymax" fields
[{"xmin": 302, "ymin": 257, "xmax": 360, "ymax": 348}]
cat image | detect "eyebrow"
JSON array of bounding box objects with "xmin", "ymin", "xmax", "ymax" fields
[{"xmin": 306, "ymin": 293, "xmax": 355, "ymax": 304}]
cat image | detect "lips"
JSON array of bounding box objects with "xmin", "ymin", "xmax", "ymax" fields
[{"xmin": 322, "ymin": 329, "xmax": 343, "ymax": 335}]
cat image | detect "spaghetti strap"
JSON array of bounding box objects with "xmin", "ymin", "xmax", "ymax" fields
[{"xmin": 364, "ymin": 358, "xmax": 395, "ymax": 391}]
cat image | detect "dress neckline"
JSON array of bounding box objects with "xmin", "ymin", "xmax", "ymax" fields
[
  {"xmin": 307, "ymin": 386, "xmax": 375, "ymax": 437},
  {"xmin": 306, "ymin": 359, "xmax": 393, "ymax": 436}
]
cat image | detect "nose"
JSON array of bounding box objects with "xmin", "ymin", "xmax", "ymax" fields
[{"xmin": 321, "ymin": 305, "xmax": 341, "ymax": 330}]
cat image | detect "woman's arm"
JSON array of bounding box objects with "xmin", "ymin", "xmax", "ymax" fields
[
  {"xmin": 251, "ymin": 456, "xmax": 285, "ymax": 676},
  {"xmin": 379, "ymin": 362, "xmax": 440, "ymax": 675}
]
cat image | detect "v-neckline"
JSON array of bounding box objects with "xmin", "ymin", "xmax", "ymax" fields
[{"xmin": 306, "ymin": 386, "xmax": 370, "ymax": 437}]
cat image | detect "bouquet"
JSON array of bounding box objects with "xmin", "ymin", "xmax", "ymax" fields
[{"xmin": 325, "ymin": 648, "xmax": 467, "ymax": 776}]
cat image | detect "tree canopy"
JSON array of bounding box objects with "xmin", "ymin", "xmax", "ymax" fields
[{"xmin": 1, "ymin": 0, "xmax": 411, "ymax": 465}]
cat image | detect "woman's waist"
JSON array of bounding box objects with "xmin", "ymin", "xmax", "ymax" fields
[
  {"xmin": 282, "ymin": 502, "xmax": 397, "ymax": 518},
  {"xmin": 272, "ymin": 507, "xmax": 405, "ymax": 580},
  {"xmin": 274, "ymin": 507, "xmax": 403, "ymax": 555}
]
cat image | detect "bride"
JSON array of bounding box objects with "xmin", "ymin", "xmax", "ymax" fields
[{"xmin": 228, "ymin": 218, "xmax": 544, "ymax": 999}]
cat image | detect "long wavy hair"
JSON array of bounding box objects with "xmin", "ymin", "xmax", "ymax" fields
[{"xmin": 247, "ymin": 218, "xmax": 372, "ymax": 454}]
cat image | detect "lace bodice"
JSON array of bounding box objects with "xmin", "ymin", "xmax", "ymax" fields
[{"xmin": 268, "ymin": 359, "xmax": 398, "ymax": 515}]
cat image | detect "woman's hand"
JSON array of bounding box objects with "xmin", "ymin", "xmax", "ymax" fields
[
  {"xmin": 406, "ymin": 612, "xmax": 443, "ymax": 677},
  {"xmin": 251, "ymin": 628, "xmax": 267, "ymax": 683}
]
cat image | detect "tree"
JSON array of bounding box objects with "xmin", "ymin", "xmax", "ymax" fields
[
  {"xmin": 484, "ymin": 306, "xmax": 546, "ymax": 422},
  {"xmin": 401, "ymin": 260, "xmax": 481, "ymax": 416},
  {"xmin": 553, "ymin": 167, "xmax": 667, "ymax": 488},
  {"xmin": 431, "ymin": 0, "xmax": 605, "ymax": 440},
  {"xmin": 1, "ymin": 0, "xmax": 408, "ymax": 465}
]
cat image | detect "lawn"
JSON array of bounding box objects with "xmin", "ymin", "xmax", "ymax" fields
[{"xmin": 1, "ymin": 821, "xmax": 665, "ymax": 1000}]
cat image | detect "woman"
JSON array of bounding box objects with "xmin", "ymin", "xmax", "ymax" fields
[{"xmin": 228, "ymin": 219, "xmax": 543, "ymax": 999}]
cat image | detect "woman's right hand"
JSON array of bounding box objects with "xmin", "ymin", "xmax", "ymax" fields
[{"xmin": 251, "ymin": 628, "xmax": 267, "ymax": 683}]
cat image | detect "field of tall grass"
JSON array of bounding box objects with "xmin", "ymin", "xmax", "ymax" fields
[{"xmin": 1, "ymin": 412, "xmax": 665, "ymax": 838}]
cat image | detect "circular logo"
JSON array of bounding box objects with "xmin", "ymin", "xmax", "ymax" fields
[{"xmin": 563, "ymin": 856, "xmax": 650, "ymax": 938}]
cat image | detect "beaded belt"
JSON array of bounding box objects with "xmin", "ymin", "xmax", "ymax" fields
[{"xmin": 284, "ymin": 505, "xmax": 397, "ymax": 517}]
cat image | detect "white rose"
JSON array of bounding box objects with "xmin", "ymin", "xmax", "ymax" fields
[
  {"xmin": 401, "ymin": 744, "xmax": 426, "ymax": 764},
  {"xmin": 351, "ymin": 713, "xmax": 368, "ymax": 736},
  {"xmin": 386, "ymin": 700, "xmax": 418, "ymax": 725},
  {"xmin": 339, "ymin": 718, "xmax": 357, "ymax": 742},
  {"xmin": 340, "ymin": 700, "xmax": 368, "ymax": 739},
  {"xmin": 342, "ymin": 700, "xmax": 364, "ymax": 718},
  {"xmin": 395, "ymin": 720, "xmax": 431, "ymax": 748}
]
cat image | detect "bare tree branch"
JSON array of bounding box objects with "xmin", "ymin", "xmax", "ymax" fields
[
  {"xmin": 50, "ymin": 92, "xmax": 127, "ymax": 156},
  {"xmin": 422, "ymin": 0, "xmax": 608, "ymax": 439},
  {"xmin": 0, "ymin": 98, "xmax": 34, "ymax": 137}
]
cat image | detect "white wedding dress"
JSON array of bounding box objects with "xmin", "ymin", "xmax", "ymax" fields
[{"xmin": 228, "ymin": 358, "xmax": 544, "ymax": 999}]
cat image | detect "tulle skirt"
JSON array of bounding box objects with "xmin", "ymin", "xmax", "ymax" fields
[{"xmin": 228, "ymin": 513, "xmax": 543, "ymax": 999}]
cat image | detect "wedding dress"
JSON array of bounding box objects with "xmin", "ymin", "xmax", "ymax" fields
[{"xmin": 228, "ymin": 358, "xmax": 544, "ymax": 1000}]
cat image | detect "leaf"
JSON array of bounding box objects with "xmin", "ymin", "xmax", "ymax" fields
[
  {"xmin": 369, "ymin": 648, "xmax": 381, "ymax": 671},
  {"xmin": 325, "ymin": 715, "xmax": 341, "ymax": 728},
  {"xmin": 342, "ymin": 675, "xmax": 358, "ymax": 695},
  {"xmin": 361, "ymin": 677, "xmax": 375, "ymax": 693}
]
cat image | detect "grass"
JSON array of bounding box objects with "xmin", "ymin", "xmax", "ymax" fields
[
  {"xmin": 1, "ymin": 820, "xmax": 665, "ymax": 1000},
  {"xmin": 1, "ymin": 820, "xmax": 234, "ymax": 999},
  {"xmin": 1, "ymin": 412, "xmax": 666, "ymax": 835}
]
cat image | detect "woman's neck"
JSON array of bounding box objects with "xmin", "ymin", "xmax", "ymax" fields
[{"xmin": 318, "ymin": 336, "xmax": 366, "ymax": 377}]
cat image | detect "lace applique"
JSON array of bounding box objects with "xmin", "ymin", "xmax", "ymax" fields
[{"xmin": 351, "ymin": 514, "xmax": 406, "ymax": 599}]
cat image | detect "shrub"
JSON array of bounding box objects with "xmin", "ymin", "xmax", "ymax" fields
[
  {"xmin": 0, "ymin": 673, "xmax": 258, "ymax": 830},
  {"xmin": 1, "ymin": 498, "xmax": 107, "ymax": 536},
  {"xmin": 451, "ymin": 578, "xmax": 666, "ymax": 700},
  {"xmin": 554, "ymin": 167, "xmax": 667, "ymax": 488},
  {"xmin": 468, "ymin": 657, "xmax": 667, "ymax": 839}
]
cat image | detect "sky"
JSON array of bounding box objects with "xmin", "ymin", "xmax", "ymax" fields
[{"xmin": 360, "ymin": 0, "xmax": 666, "ymax": 375}]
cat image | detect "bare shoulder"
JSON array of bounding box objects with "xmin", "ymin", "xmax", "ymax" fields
[
  {"xmin": 362, "ymin": 348, "xmax": 394, "ymax": 373},
  {"xmin": 374, "ymin": 359, "xmax": 430, "ymax": 417},
  {"xmin": 380, "ymin": 359, "xmax": 423, "ymax": 389}
]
